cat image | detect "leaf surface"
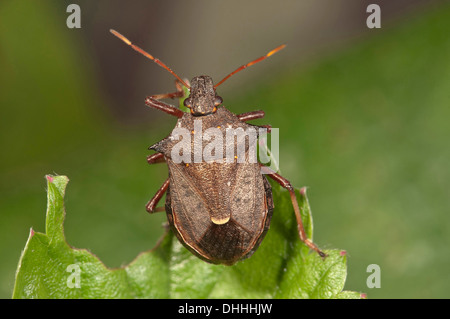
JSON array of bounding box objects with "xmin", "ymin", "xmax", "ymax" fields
[{"xmin": 13, "ymin": 175, "xmax": 363, "ymax": 299}]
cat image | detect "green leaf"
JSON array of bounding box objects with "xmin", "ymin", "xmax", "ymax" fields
[
  {"xmin": 13, "ymin": 174, "xmax": 363, "ymax": 299},
  {"xmin": 178, "ymin": 84, "xmax": 190, "ymax": 113}
]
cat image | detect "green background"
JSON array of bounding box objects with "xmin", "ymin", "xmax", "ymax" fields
[{"xmin": 1, "ymin": 1, "xmax": 449, "ymax": 298}]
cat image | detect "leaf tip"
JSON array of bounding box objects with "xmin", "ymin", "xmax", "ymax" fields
[
  {"xmin": 339, "ymin": 250, "xmax": 347, "ymax": 257},
  {"xmin": 46, "ymin": 175, "xmax": 54, "ymax": 183},
  {"xmin": 360, "ymin": 293, "xmax": 368, "ymax": 299},
  {"xmin": 29, "ymin": 227, "xmax": 35, "ymax": 238},
  {"xmin": 299, "ymin": 187, "xmax": 308, "ymax": 197}
]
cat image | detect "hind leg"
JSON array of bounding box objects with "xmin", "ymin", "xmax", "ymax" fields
[{"xmin": 261, "ymin": 165, "xmax": 326, "ymax": 258}]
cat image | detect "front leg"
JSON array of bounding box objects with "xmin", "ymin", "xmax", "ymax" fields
[
  {"xmin": 237, "ymin": 110, "xmax": 265, "ymax": 122},
  {"xmin": 237, "ymin": 110, "xmax": 272, "ymax": 132},
  {"xmin": 145, "ymin": 97, "xmax": 185, "ymax": 118},
  {"xmin": 145, "ymin": 79, "xmax": 187, "ymax": 118},
  {"xmin": 150, "ymin": 79, "xmax": 185, "ymax": 100}
]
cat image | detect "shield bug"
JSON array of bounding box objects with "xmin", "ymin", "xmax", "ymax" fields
[{"xmin": 110, "ymin": 30, "xmax": 326, "ymax": 265}]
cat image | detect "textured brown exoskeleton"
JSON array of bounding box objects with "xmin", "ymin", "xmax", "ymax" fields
[{"xmin": 111, "ymin": 30, "xmax": 326, "ymax": 265}]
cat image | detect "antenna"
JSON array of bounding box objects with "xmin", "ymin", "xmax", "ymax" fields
[
  {"xmin": 110, "ymin": 29, "xmax": 190, "ymax": 89},
  {"xmin": 214, "ymin": 44, "xmax": 286, "ymax": 88}
]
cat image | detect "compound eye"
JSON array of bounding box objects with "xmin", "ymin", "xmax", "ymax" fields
[
  {"xmin": 214, "ymin": 96, "xmax": 223, "ymax": 106},
  {"xmin": 183, "ymin": 97, "xmax": 192, "ymax": 108}
]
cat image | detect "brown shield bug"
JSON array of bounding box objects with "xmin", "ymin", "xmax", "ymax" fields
[{"xmin": 111, "ymin": 30, "xmax": 326, "ymax": 265}]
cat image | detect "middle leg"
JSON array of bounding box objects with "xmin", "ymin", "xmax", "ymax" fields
[
  {"xmin": 147, "ymin": 152, "xmax": 165, "ymax": 165},
  {"xmin": 146, "ymin": 178, "xmax": 170, "ymax": 213}
]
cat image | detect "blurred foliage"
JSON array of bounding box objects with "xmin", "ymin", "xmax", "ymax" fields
[{"xmin": 1, "ymin": 1, "xmax": 449, "ymax": 298}]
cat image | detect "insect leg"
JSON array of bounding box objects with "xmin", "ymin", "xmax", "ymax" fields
[
  {"xmin": 145, "ymin": 97, "xmax": 185, "ymax": 118},
  {"xmin": 237, "ymin": 110, "xmax": 265, "ymax": 122},
  {"xmin": 145, "ymin": 79, "xmax": 187, "ymax": 117},
  {"xmin": 150, "ymin": 80, "xmax": 185, "ymax": 100},
  {"xmin": 147, "ymin": 152, "xmax": 165, "ymax": 165},
  {"xmin": 261, "ymin": 165, "xmax": 327, "ymax": 258},
  {"xmin": 238, "ymin": 110, "xmax": 272, "ymax": 132},
  {"xmin": 146, "ymin": 178, "xmax": 170, "ymax": 213}
]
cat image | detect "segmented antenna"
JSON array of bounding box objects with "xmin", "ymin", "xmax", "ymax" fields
[
  {"xmin": 214, "ymin": 44, "xmax": 286, "ymax": 88},
  {"xmin": 110, "ymin": 29, "xmax": 190, "ymax": 89}
]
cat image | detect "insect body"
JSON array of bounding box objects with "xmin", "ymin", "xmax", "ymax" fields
[{"xmin": 111, "ymin": 30, "xmax": 326, "ymax": 265}]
